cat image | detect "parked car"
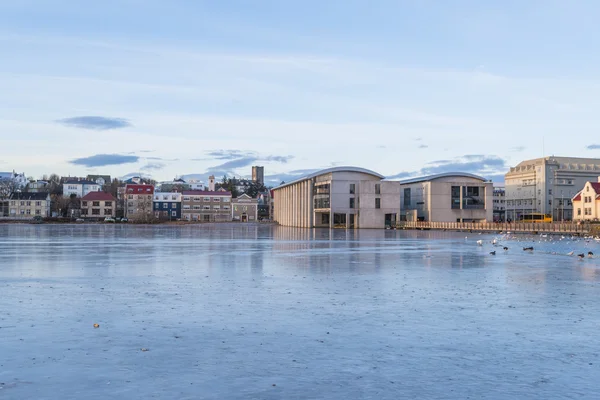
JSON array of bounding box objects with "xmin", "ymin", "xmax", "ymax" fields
[
  {"xmin": 31, "ymin": 216, "xmax": 44, "ymax": 224},
  {"xmin": 104, "ymin": 217, "xmax": 116, "ymax": 223},
  {"xmin": 120, "ymin": 217, "xmax": 128, "ymax": 223},
  {"xmin": 75, "ymin": 218, "xmax": 85, "ymax": 223}
]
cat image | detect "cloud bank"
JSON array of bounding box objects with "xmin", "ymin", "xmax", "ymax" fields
[{"xmin": 70, "ymin": 154, "xmax": 139, "ymax": 167}]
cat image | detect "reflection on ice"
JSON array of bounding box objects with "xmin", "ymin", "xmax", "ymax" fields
[{"xmin": 0, "ymin": 224, "xmax": 599, "ymax": 399}]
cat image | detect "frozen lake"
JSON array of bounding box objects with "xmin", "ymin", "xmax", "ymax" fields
[{"xmin": 1, "ymin": 224, "xmax": 599, "ymax": 399}]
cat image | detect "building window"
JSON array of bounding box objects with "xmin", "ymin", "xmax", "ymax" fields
[
  {"xmin": 349, "ymin": 184, "xmax": 355, "ymax": 194},
  {"xmin": 92, "ymin": 209, "xmax": 100, "ymax": 215},
  {"xmin": 171, "ymin": 211, "xmax": 177, "ymax": 217},
  {"xmin": 36, "ymin": 201, "xmax": 41, "ymax": 206},
  {"xmin": 577, "ymin": 208, "xmax": 582, "ymax": 216},
  {"xmin": 163, "ymin": 203, "xmax": 168, "ymax": 209},
  {"xmin": 82, "ymin": 201, "xmax": 88, "ymax": 207},
  {"xmin": 154, "ymin": 203, "xmax": 159, "ymax": 210},
  {"xmin": 223, "ymin": 206, "xmax": 230, "ymax": 210},
  {"xmin": 128, "ymin": 195, "xmax": 133, "ymax": 199},
  {"xmin": 349, "ymin": 198, "xmax": 355, "ymax": 209},
  {"xmin": 375, "ymin": 198, "xmax": 381, "ymax": 209},
  {"xmin": 403, "ymin": 188, "xmax": 411, "ymax": 207},
  {"xmin": 203, "ymin": 205, "xmax": 210, "ymax": 210},
  {"xmin": 163, "ymin": 195, "xmax": 168, "ymax": 200},
  {"xmin": 203, "ymin": 197, "xmax": 210, "ymax": 202},
  {"xmin": 223, "ymin": 198, "xmax": 230, "ymax": 203},
  {"xmin": 183, "ymin": 196, "xmax": 190, "ymax": 201},
  {"xmin": 35, "ymin": 210, "xmax": 41, "ymax": 215},
  {"xmin": 20, "ymin": 201, "xmax": 24, "ymax": 206},
  {"xmin": 104, "ymin": 209, "xmax": 112, "ymax": 215},
  {"xmin": 375, "ymin": 184, "xmax": 380, "ymax": 195},
  {"xmin": 213, "ymin": 198, "xmax": 221, "ymax": 202},
  {"xmin": 26, "ymin": 209, "xmax": 31, "ymax": 215},
  {"xmin": 549, "ymin": 200, "xmax": 552, "ymax": 206},
  {"xmin": 93, "ymin": 201, "xmax": 100, "ymax": 207},
  {"xmin": 549, "ymin": 189, "xmax": 552, "ymax": 195},
  {"xmin": 105, "ymin": 201, "xmax": 112, "ymax": 207},
  {"xmin": 213, "ymin": 205, "xmax": 220, "ymax": 210},
  {"xmin": 451, "ymin": 186, "xmax": 460, "ymax": 209},
  {"xmin": 172, "ymin": 195, "xmax": 177, "ymax": 200}
]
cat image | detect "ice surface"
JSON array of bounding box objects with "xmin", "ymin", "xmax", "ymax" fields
[{"xmin": 0, "ymin": 224, "xmax": 599, "ymax": 399}]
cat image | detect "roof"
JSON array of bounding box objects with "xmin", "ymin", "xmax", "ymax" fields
[
  {"xmin": 9, "ymin": 192, "xmax": 50, "ymax": 200},
  {"xmin": 125, "ymin": 184, "xmax": 155, "ymax": 193},
  {"xmin": 274, "ymin": 166, "xmax": 385, "ymax": 190},
  {"xmin": 63, "ymin": 179, "xmax": 98, "ymax": 185},
  {"xmin": 398, "ymin": 172, "xmax": 489, "ymax": 185},
  {"xmin": 591, "ymin": 182, "xmax": 600, "ymax": 192},
  {"xmin": 573, "ymin": 193, "xmax": 582, "ymax": 201},
  {"xmin": 81, "ymin": 192, "xmax": 116, "ymax": 201},
  {"xmin": 182, "ymin": 190, "xmax": 232, "ymax": 196},
  {"xmin": 87, "ymin": 174, "xmax": 111, "ymax": 182}
]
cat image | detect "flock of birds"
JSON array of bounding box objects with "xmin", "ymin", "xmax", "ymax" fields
[{"xmin": 474, "ymin": 235, "xmax": 596, "ymax": 260}]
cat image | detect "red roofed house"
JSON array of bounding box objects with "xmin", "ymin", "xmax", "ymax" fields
[
  {"xmin": 181, "ymin": 189, "xmax": 232, "ymax": 222},
  {"xmin": 81, "ymin": 192, "xmax": 116, "ymax": 219},
  {"xmin": 125, "ymin": 184, "xmax": 155, "ymax": 221},
  {"xmin": 572, "ymin": 178, "xmax": 600, "ymax": 221}
]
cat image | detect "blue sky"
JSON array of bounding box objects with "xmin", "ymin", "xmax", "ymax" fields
[{"xmin": 2, "ymin": 0, "xmax": 600, "ymax": 185}]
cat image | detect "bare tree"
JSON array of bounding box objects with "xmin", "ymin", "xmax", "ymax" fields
[{"xmin": 0, "ymin": 179, "xmax": 18, "ymax": 199}]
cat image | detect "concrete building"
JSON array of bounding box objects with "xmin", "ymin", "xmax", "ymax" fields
[
  {"xmin": 505, "ymin": 157, "xmax": 600, "ymax": 221},
  {"xmin": 252, "ymin": 166, "xmax": 264, "ymax": 186},
  {"xmin": 124, "ymin": 184, "xmax": 154, "ymax": 220},
  {"xmin": 181, "ymin": 190, "xmax": 232, "ymax": 222},
  {"xmin": 399, "ymin": 173, "xmax": 493, "ymax": 223},
  {"xmin": 232, "ymin": 193, "xmax": 258, "ymax": 222},
  {"xmin": 8, "ymin": 192, "xmax": 51, "ymax": 218},
  {"xmin": 572, "ymin": 178, "xmax": 600, "ymax": 221},
  {"xmin": 62, "ymin": 179, "xmax": 101, "ymax": 197},
  {"xmin": 81, "ymin": 192, "xmax": 116, "ymax": 219},
  {"xmin": 273, "ymin": 166, "xmax": 400, "ymax": 229},
  {"xmin": 493, "ymin": 185, "xmax": 506, "ymax": 222},
  {"xmin": 153, "ymin": 192, "xmax": 182, "ymax": 220}
]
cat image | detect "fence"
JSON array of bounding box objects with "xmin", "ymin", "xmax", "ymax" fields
[{"xmin": 398, "ymin": 221, "xmax": 590, "ymax": 234}]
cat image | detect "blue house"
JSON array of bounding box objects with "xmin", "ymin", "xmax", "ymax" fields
[{"xmin": 153, "ymin": 192, "xmax": 182, "ymax": 220}]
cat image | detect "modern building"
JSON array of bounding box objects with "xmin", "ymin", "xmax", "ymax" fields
[
  {"xmin": 153, "ymin": 192, "xmax": 182, "ymax": 220},
  {"xmin": 8, "ymin": 192, "xmax": 51, "ymax": 218},
  {"xmin": 493, "ymin": 185, "xmax": 506, "ymax": 222},
  {"xmin": 399, "ymin": 173, "xmax": 494, "ymax": 223},
  {"xmin": 124, "ymin": 184, "xmax": 154, "ymax": 220},
  {"xmin": 252, "ymin": 166, "xmax": 264, "ymax": 186},
  {"xmin": 187, "ymin": 179, "xmax": 205, "ymax": 191},
  {"xmin": 232, "ymin": 193, "xmax": 258, "ymax": 222},
  {"xmin": 81, "ymin": 192, "xmax": 116, "ymax": 219},
  {"xmin": 505, "ymin": 156, "xmax": 600, "ymax": 221},
  {"xmin": 62, "ymin": 179, "xmax": 101, "ymax": 197},
  {"xmin": 572, "ymin": 178, "xmax": 600, "ymax": 221},
  {"xmin": 86, "ymin": 175, "xmax": 111, "ymax": 187},
  {"xmin": 181, "ymin": 190, "xmax": 232, "ymax": 222},
  {"xmin": 273, "ymin": 166, "xmax": 400, "ymax": 229}
]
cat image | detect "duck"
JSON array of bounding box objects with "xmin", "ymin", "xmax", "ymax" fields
[
  {"xmin": 567, "ymin": 251, "xmax": 574, "ymax": 256},
  {"xmin": 577, "ymin": 253, "xmax": 585, "ymax": 259},
  {"xmin": 93, "ymin": 323, "xmax": 100, "ymax": 328},
  {"xmin": 492, "ymin": 239, "xmax": 497, "ymax": 245},
  {"xmin": 503, "ymin": 247, "xmax": 509, "ymax": 251},
  {"xmin": 588, "ymin": 251, "xmax": 594, "ymax": 257},
  {"xmin": 490, "ymin": 251, "xmax": 496, "ymax": 255},
  {"xmin": 476, "ymin": 240, "xmax": 483, "ymax": 246},
  {"xmin": 523, "ymin": 247, "xmax": 534, "ymax": 251}
]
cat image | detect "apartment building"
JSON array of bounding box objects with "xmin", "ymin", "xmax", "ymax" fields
[
  {"xmin": 81, "ymin": 192, "xmax": 116, "ymax": 219},
  {"xmin": 153, "ymin": 192, "xmax": 182, "ymax": 220},
  {"xmin": 8, "ymin": 192, "xmax": 51, "ymax": 218},
  {"xmin": 493, "ymin": 186, "xmax": 506, "ymax": 222},
  {"xmin": 62, "ymin": 179, "xmax": 101, "ymax": 197},
  {"xmin": 124, "ymin": 184, "xmax": 154, "ymax": 220},
  {"xmin": 181, "ymin": 190, "xmax": 232, "ymax": 222},
  {"xmin": 505, "ymin": 156, "xmax": 600, "ymax": 221}
]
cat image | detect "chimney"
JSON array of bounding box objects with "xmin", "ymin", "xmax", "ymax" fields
[{"xmin": 208, "ymin": 175, "xmax": 215, "ymax": 191}]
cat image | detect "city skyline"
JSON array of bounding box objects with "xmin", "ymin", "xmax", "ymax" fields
[{"xmin": 2, "ymin": 1, "xmax": 600, "ymax": 185}]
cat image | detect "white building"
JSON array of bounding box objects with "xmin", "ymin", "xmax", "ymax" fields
[
  {"xmin": 273, "ymin": 167, "xmax": 400, "ymax": 229},
  {"xmin": 62, "ymin": 179, "xmax": 101, "ymax": 197},
  {"xmin": 399, "ymin": 173, "xmax": 494, "ymax": 223},
  {"xmin": 0, "ymin": 170, "xmax": 28, "ymax": 189},
  {"xmin": 505, "ymin": 156, "xmax": 600, "ymax": 221},
  {"xmin": 187, "ymin": 179, "xmax": 205, "ymax": 191},
  {"xmin": 572, "ymin": 178, "xmax": 600, "ymax": 221}
]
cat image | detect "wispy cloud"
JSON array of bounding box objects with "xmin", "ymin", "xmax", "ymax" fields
[
  {"xmin": 418, "ymin": 144, "xmax": 428, "ymax": 149},
  {"xmin": 587, "ymin": 144, "xmax": 600, "ymax": 150},
  {"xmin": 510, "ymin": 146, "xmax": 526, "ymax": 152},
  {"xmin": 388, "ymin": 155, "xmax": 507, "ymax": 180},
  {"xmin": 141, "ymin": 162, "xmax": 166, "ymax": 171},
  {"xmin": 57, "ymin": 116, "xmax": 132, "ymax": 130},
  {"xmin": 200, "ymin": 149, "xmax": 294, "ymax": 178},
  {"xmin": 70, "ymin": 154, "xmax": 139, "ymax": 167}
]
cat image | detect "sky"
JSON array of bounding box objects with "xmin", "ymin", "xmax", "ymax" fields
[{"xmin": 2, "ymin": 0, "xmax": 600, "ymax": 185}]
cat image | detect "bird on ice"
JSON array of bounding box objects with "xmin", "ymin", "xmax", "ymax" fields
[
  {"xmin": 503, "ymin": 247, "xmax": 509, "ymax": 251},
  {"xmin": 588, "ymin": 251, "xmax": 594, "ymax": 257},
  {"xmin": 567, "ymin": 251, "xmax": 574, "ymax": 256},
  {"xmin": 476, "ymin": 240, "xmax": 483, "ymax": 246},
  {"xmin": 490, "ymin": 251, "xmax": 496, "ymax": 255},
  {"xmin": 577, "ymin": 253, "xmax": 585, "ymax": 259}
]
